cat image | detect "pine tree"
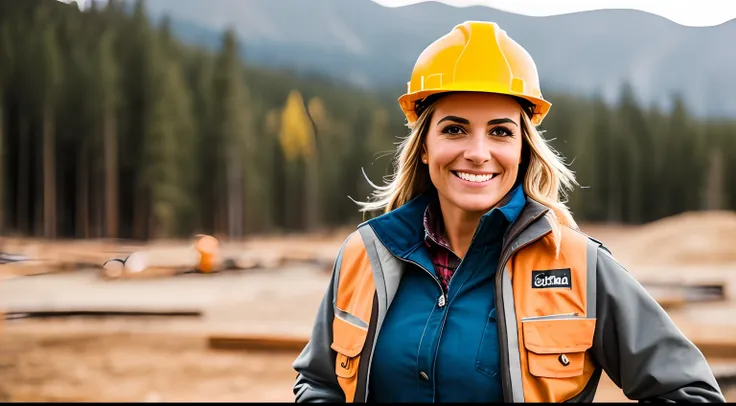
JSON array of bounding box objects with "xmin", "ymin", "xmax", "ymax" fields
[{"xmin": 212, "ymin": 28, "xmax": 253, "ymax": 238}]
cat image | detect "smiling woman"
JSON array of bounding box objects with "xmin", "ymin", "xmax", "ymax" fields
[
  {"xmin": 292, "ymin": 20, "xmax": 725, "ymax": 403},
  {"xmin": 420, "ymin": 93, "xmax": 531, "ymax": 258}
]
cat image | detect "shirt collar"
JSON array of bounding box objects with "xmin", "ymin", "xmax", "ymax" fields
[
  {"xmin": 362, "ymin": 184, "xmax": 527, "ymax": 259},
  {"xmin": 422, "ymin": 184, "xmax": 527, "ymax": 249}
]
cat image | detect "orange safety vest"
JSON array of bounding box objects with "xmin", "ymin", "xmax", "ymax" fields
[{"xmin": 331, "ymin": 213, "xmax": 601, "ymax": 402}]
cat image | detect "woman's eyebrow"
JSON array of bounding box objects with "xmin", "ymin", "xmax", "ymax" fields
[
  {"xmin": 437, "ymin": 116, "xmax": 518, "ymax": 127},
  {"xmin": 437, "ymin": 115, "xmax": 469, "ymax": 125},
  {"xmin": 488, "ymin": 118, "xmax": 518, "ymax": 127}
]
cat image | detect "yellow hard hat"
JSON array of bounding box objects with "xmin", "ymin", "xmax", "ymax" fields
[{"xmin": 398, "ymin": 21, "xmax": 551, "ymax": 126}]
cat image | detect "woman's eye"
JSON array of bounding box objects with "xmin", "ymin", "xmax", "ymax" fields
[
  {"xmin": 442, "ymin": 125, "xmax": 464, "ymax": 135},
  {"xmin": 490, "ymin": 127, "xmax": 513, "ymax": 137}
]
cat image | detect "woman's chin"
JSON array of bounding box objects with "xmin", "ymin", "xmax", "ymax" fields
[{"xmin": 451, "ymin": 194, "xmax": 504, "ymax": 215}]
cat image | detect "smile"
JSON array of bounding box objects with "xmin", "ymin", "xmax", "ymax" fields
[{"xmin": 452, "ymin": 171, "xmax": 498, "ymax": 183}]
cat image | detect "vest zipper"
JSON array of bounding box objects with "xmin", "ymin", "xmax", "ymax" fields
[{"xmin": 495, "ymin": 211, "xmax": 551, "ymax": 403}]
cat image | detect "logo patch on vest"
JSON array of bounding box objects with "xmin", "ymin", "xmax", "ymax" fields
[{"xmin": 532, "ymin": 268, "xmax": 572, "ymax": 289}]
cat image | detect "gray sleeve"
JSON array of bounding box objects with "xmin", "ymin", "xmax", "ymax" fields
[
  {"xmin": 590, "ymin": 247, "xmax": 726, "ymax": 403},
  {"xmin": 292, "ymin": 246, "xmax": 345, "ymax": 403}
]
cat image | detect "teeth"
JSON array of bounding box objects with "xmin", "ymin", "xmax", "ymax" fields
[{"xmin": 456, "ymin": 172, "xmax": 494, "ymax": 183}]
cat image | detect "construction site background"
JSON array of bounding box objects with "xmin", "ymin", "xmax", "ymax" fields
[{"xmin": 1, "ymin": 0, "xmax": 736, "ymax": 402}]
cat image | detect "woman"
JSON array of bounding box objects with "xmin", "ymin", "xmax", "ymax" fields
[{"xmin": 292, "ymin": 21, "xmax": 725, "ymax": 403}]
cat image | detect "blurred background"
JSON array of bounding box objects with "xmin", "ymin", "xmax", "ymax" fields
[{"xmin": 0, "ymin": 0, "xmax": 735, "ymax": 402}]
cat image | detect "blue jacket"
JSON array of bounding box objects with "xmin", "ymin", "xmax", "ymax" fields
[
  {"xmin": 368, "ymin": 185, "xmax": 526, "ymax": 402},
  {"xmin": 294, "ymin": 186, "xmax": 724, "ymax": 403}
]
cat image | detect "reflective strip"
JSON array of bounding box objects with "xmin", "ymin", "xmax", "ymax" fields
[
  {"xmin": 334, "ymin": 307, "xmax": 369, "ymax": 330},
  {"xmin": 586, "ymin": 238, "xmax": 599, "ymax": 319},
  {"xmin": 331, "ymin": 230, "xmax": 379, "ymax": 403},
  {"xmin": 331, "ymin": 237, "xmax": 349, "ymax": 308},
  {"xmin": 358, "ymin": 227, "xmax": 387, "ymax": 313},
  {"xmin": 500, "ymin": 216, "xmax": 553, "ymax": 403},
  {"xmin": 502, "ymin": 265, "xmax": 526, "ymax": 403},
  {"xmin": 358, "ymin": 224, "xmax": 405, "ymax": 402}
]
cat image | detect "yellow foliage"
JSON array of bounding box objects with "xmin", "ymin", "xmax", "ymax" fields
[{"xmin": 279, "ymin": 90, "xmax": 316, "ymax": 161}]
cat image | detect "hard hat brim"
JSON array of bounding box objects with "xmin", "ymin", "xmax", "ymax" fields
[{"xmin": 398, "ymin": 87, "xmax": 551, "ymax": 127}]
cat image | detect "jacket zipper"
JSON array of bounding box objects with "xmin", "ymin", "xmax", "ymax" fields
[
  {"xmin": 427, "ymin": 215, "xmax": 487, "ymax": 401},
  {"xmin": 363, "ymin": 215, "xmax": 489, "ymax": 401},
  {"xmin": 495, "ymin": 211, "xmax": 551, "ymax": 403},
  {"xmin": 362, "ymin": 254, "xmax": 445, "ymax": 402}
]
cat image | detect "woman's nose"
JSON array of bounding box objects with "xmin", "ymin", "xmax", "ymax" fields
[{"xmin": 463, "ymin": 133, "xmax": 492, "ymax": 164}]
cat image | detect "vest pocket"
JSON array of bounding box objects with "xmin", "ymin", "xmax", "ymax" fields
[
  {"xmin": 475, "ymin": 308, "xmax": 501, "ymax": 378},
  {"xmin": 331, "ymin": 316, "xmax": 368, "ymax": 401},
  {"xmin": 521, "ymin": 317, "xmax": 596, "ymax": 379}
]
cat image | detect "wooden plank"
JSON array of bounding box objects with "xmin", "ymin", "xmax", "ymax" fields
[
  {"xmin": 643, "ymin": 280, "xmax": 728, "ymax": 308},
  {"xmin": 205, "ymin": 329, "xmax": 736, "ymax": 362},
  {"xmin": 208, "ymin": 334, "xmax": 308, "ymax": 352},
  {"xmin": 646, "ymin": 281, "xmax": 726, "ymax": 299},
  {"xmin": 656, "ymin": 297, "xmax": 687, "ymax": 309},
  {"xmin": 5, "ymin": 309, "xmax": 203, "ymax": 320},
  {"xmin": 697, "ymin": 340, "xmax": 736, "ymax": 359}
]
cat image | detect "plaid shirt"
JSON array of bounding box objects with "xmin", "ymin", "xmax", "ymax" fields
[{"xmin": 422, "ymin": 198, "xmax": 462, "ymax": 292}]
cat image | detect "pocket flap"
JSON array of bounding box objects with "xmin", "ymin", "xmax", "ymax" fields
[
  {"xmin": 522, "ymin": 318, "xmax": 596, "ymax": 354},
  {"xmin": 330, "ymin": 316, "xmax": 368, "ymax": 357}
]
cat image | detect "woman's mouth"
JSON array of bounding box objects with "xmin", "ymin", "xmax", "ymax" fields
[{"xmin": 451, "ymin": 171, "xmax": 498, "ymax": 184}]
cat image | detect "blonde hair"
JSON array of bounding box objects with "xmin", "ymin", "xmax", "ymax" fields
[{"xmin": 356, "ymin": 95, "xmax": 579, "ymax": 251}]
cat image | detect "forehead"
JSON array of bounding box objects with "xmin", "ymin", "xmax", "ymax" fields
[{"xmin": 432, "ymin": 92, "xmax": 522, "ymax": 121}]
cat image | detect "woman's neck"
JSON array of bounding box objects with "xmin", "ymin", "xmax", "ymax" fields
[{"xmin": 438, "ymin": 201, "xmax": 485, "ymax": 259}]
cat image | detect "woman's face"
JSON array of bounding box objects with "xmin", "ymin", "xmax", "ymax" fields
[{"xmin": 421, "ymin": 92, "xmax": 524, "ymax": 215}]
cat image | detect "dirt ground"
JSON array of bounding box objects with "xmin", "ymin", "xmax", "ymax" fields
[
  {"xmin": 1, "ymin": 211, "xmax": 736, "ymax": 402},
  {"xmin": 0, "ymin": 321, "xmax": 299, "ymax": 402}
]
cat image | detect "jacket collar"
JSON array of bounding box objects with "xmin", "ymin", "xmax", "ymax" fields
[{"xmin": 361, "ymin": 184, "xmax": 536, "ymax": 259}]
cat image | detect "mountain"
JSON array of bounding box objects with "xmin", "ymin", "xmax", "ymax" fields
[{"xmin": 138, "ymin": 0, "xmax": 736, "ymax": 118}]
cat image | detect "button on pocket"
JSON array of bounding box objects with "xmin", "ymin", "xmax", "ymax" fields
[
  {"xmin": 475, "ymin": 308, "xmax": 501, "ymax": 378},
  {"xmin": 521, "ymin": 317, "xmax": 596, "ymax": 379}
]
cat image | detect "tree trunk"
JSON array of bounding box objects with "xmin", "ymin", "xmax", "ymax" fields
[
  {"xmin": 76, "ymin": 142, "xmax": 89, "ymax": 238},
  {"xmin": 43, "ymin": 102, "xmax": 56, "ymax": 238},
  {"xmin": 704, "ymin": 148, "xmax": 725, "ymax": 211},
  {"xmin": 226, "ymin": 152, "xmax": 243, "ymax": 239},
  {"xmin": 103, "ymin": 111, "xmax": 118, "ymax": 238},
  {"xmin": 133, "ymin": 187, "xmax": 147, "ymax": 240},
  {"xmin": 0, "ymin": 101, "xmax": 4, "ymax": 234},
  {"xmin": 17, "ymin": 113, "xmax": 28, "ymax": 234},
  {"xmin": 304, "ymin": 153, "xmax": 320, "ymax": 231}
]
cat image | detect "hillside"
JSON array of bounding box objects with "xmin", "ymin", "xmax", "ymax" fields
[{"xmin": 138, "ymin": 0, "xmax": 736, "ymax": 118}]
